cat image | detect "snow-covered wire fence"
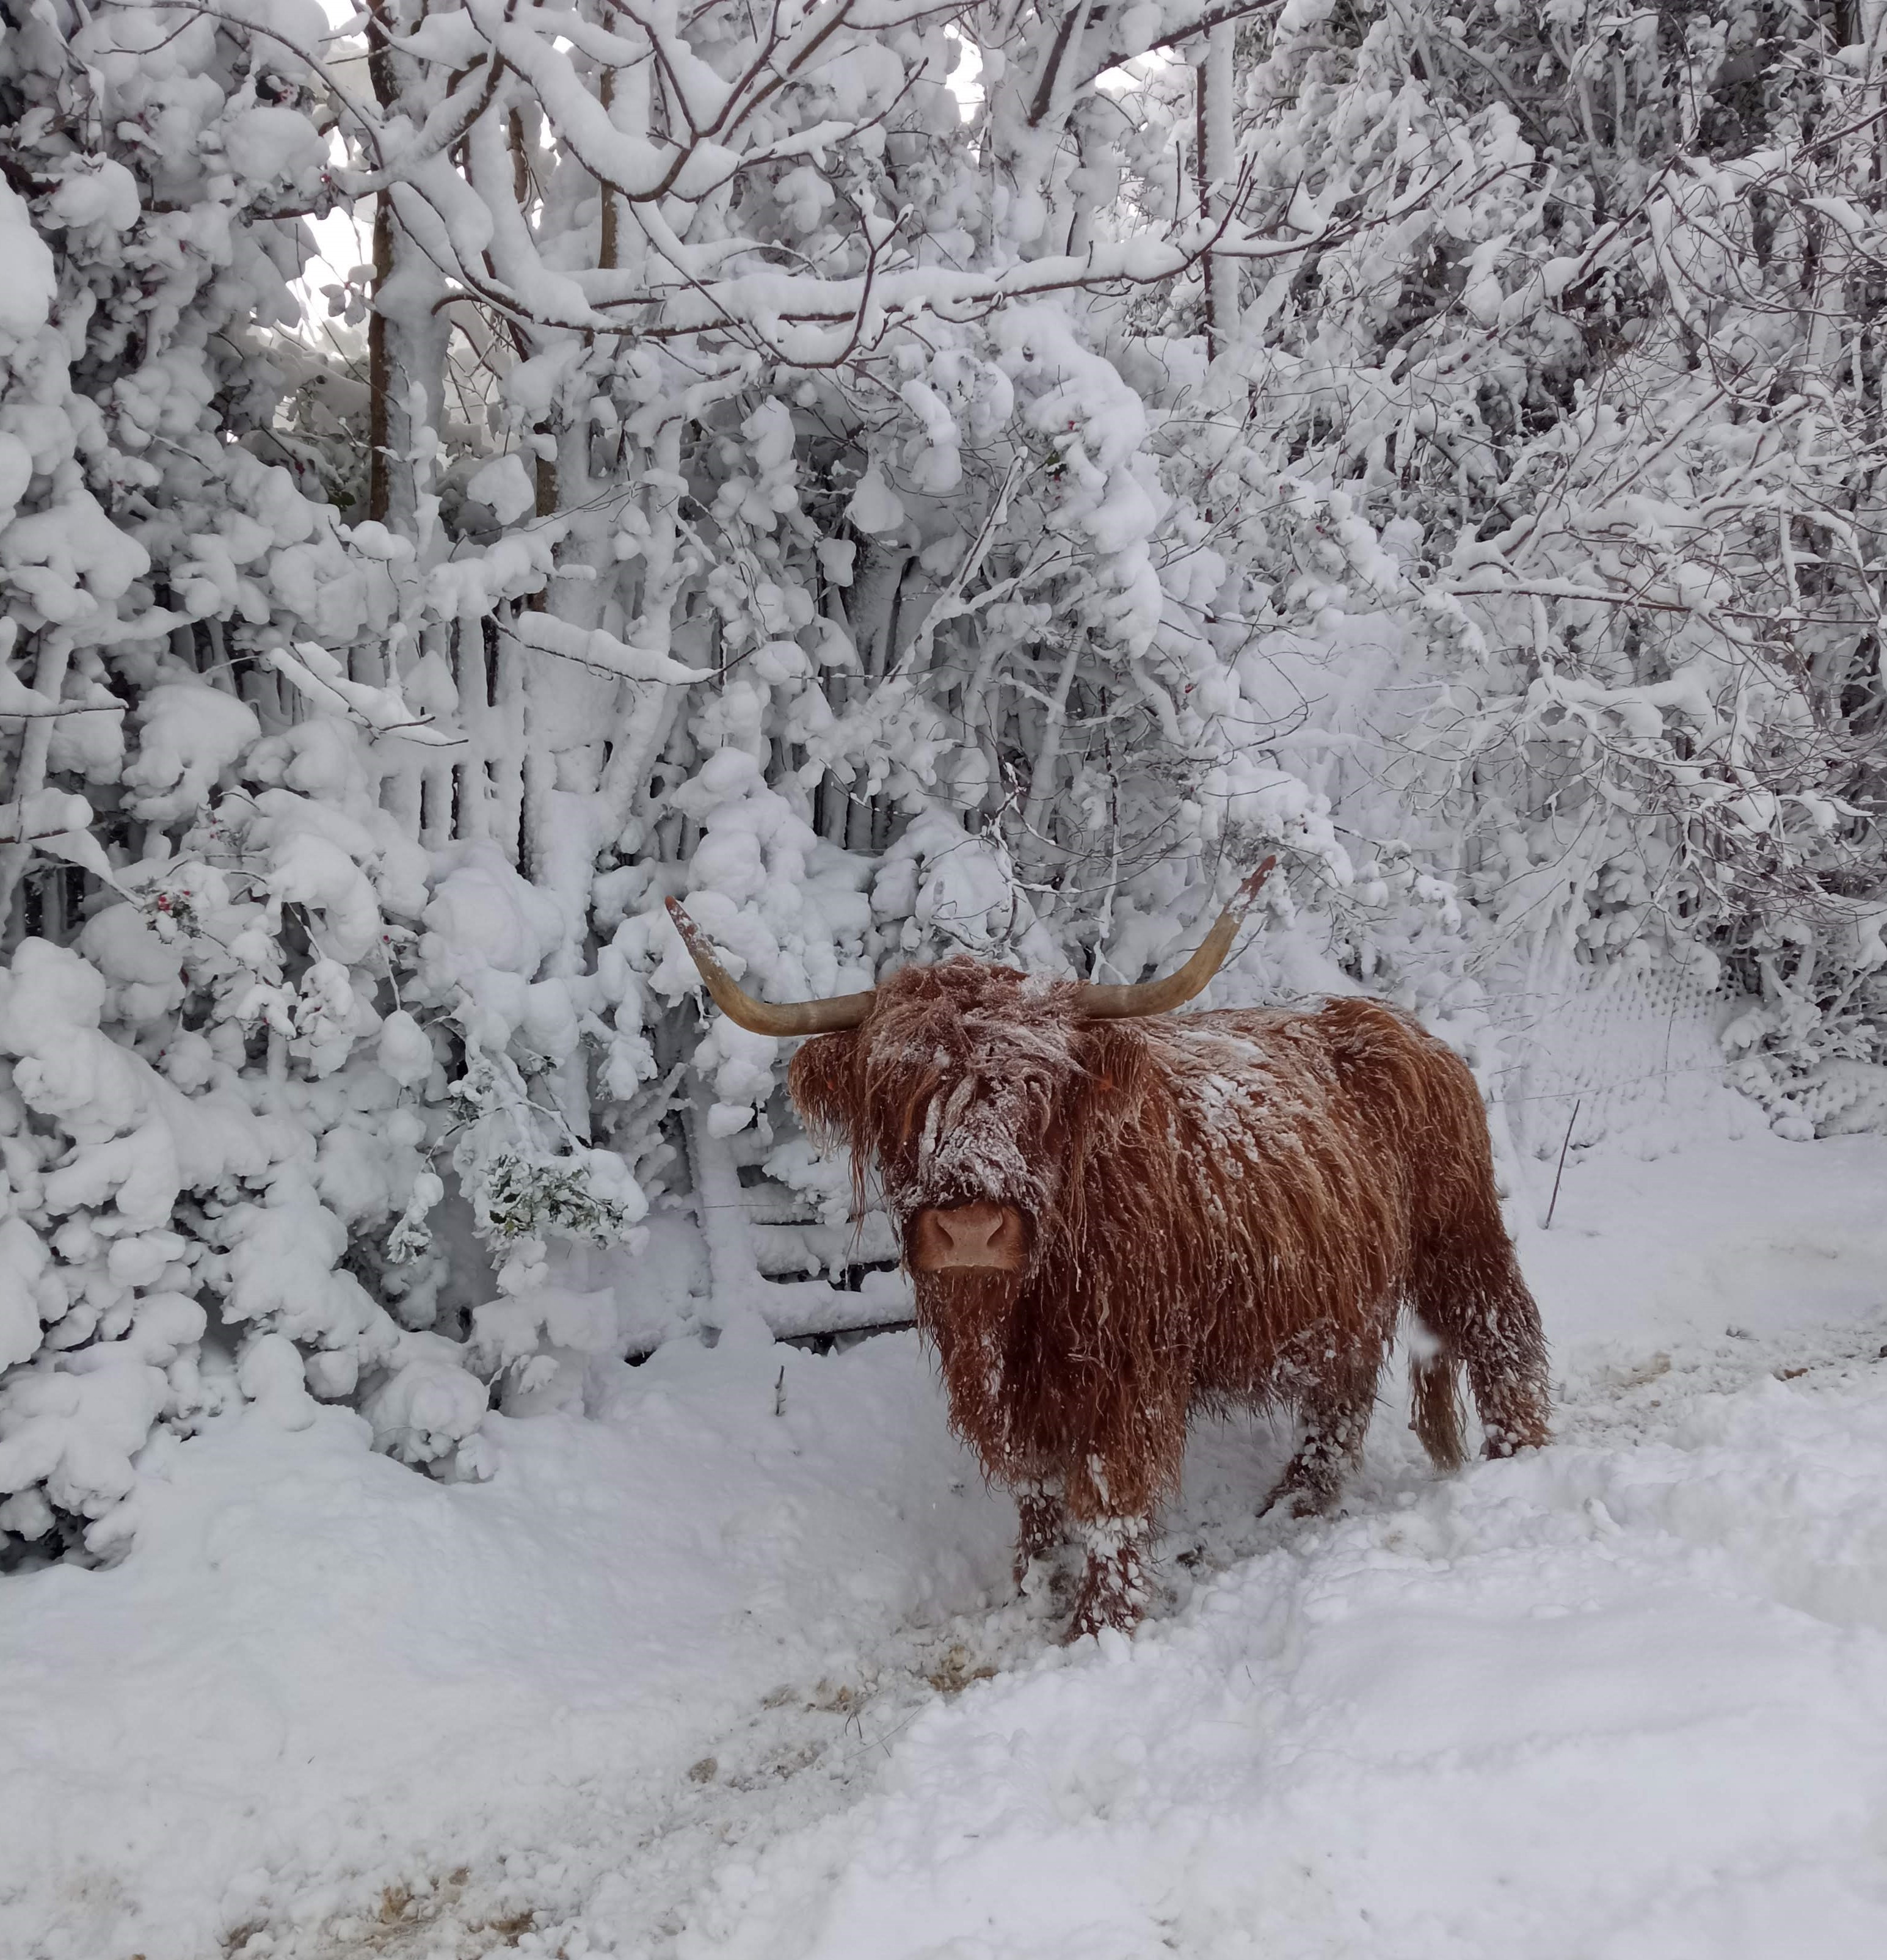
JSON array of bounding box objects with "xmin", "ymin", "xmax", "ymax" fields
[{"xmin": 1488, "ymin": 955, "xmax": 1748, "ymax": 1162}]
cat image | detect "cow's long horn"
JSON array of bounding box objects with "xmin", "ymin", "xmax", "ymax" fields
[
  {"xmin": 1074, "ymin": 856, "xmax": 1278, "ymax": 1021},
  {"xmin": 664, "ymin": 897, "xmax": 876, "ymax": 1036}
]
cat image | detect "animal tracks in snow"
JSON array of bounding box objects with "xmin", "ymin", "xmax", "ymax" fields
[{"xmin": 310, "ymin": 1327, "xmax": 1887, "ymax": 1959}]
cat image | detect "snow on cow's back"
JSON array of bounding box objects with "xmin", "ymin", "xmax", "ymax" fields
[
  {"xmin": 1144, "ymin": 999, "xmax": 1421, "ymax": 1159},
  {"xmin": 1152, "ymin": 1004, "xmax": 1340, "ymax": 1129}
]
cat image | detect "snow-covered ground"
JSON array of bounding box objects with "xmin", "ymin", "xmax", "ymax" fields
[{"xmin": 6, "ymin": 1131, "xmax": 1887, "ymax": 1960}]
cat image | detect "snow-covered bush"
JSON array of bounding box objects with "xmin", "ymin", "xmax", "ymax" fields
[{"xmin": 0, "ymin": 2, "xmax": 636, "ymax": 1556}]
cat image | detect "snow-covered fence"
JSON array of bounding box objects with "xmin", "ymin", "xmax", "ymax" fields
[{"xmin": 1487, "ymin": 952, "xmax": 1748, "ymax": 1167}]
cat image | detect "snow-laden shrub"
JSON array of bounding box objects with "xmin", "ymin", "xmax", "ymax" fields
[
  {"xmin": 0, "ymin": 671, "xmax": 677, "ymax": 1555},
  {"xmin": 0, "ymin": 3, "xmax": 658, "ymax": 1557}
]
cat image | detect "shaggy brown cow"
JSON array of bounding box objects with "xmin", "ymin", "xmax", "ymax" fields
[{"xmin": 667, "ymin": 866, "xmax": 1549, "ymax": 1639}]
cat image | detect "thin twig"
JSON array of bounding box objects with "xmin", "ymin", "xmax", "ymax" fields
[{"xmin": 1544, "ymin": 1098, "xmax": 1582, "ymax": 1231}]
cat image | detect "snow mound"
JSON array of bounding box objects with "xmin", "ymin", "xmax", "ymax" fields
[{"xmin": 691, "ymin": 1358, "xmax": 1887, "ymax": 1960}]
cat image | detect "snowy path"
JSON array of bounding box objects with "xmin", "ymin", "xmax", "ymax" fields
[{"xmin": 5, "ymin": 1134, "xmax": 1887, "ymax": 1959}]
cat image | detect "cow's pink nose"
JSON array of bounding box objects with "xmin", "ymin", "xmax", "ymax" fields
[{"xmin": 911, "ymin": 1203, "xmax": 1026, "ymax": 1273}]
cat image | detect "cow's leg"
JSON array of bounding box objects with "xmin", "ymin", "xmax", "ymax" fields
[
  {"xmin": 1265, "ymin": 1341, "xmax": 1384, "ymax": 1517},
  {"xmin": 1013, "ymin": 1477, "xmax": 1068, "ymax": 1589},
  {"xmin": 1460, "ymin": 1306, "xmax": 1551, "ymax": 1456},
  {"xmin": 1067, "ymin": 1513, "xmax": 1151, "ymax": 1641},
  {"xmin": 1412, "ymin": 1234, "xmax": 1551, "ymax": 1460}
]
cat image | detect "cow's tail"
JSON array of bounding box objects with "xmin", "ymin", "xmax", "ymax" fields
[{"xmin": 1408, "ymin": 1333, "xmax": 1467, "ymax": 1473}]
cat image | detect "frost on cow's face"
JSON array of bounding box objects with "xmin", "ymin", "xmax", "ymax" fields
[{"xmin": 787, "ymin": 957, "xmax": 1097, "ymax": 1280}]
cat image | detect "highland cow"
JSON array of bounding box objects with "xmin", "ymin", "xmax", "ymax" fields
[{"xmin": 667, "ymin": 864, "xmax": 1549, "ymax": 1640}]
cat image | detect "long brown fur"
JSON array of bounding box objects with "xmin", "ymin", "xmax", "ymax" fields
[{"xmin": 788, "ymin": 958, "xmax": 1550, "ymax": 1638}]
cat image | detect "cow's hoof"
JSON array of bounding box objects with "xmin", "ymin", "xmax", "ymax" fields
[
  {"xmin": 1063, "ymin": 1604, "xmax": 1142, "ymax": 1645},
  {"xmin": 1482, "ymin": 1423, "xmax": 1551, "ymax": 1458},
  {"xmin": 1014, "ymin": 1553, "xmax": 1060, "ymax": 1603},
  {"xmin": 1065, "ymin": 1579, "xmax": 1146, "ymax": 1641},
  {"xmin": 1262, "ymin": 1474, "xmax": 1340, "ymax": 1520}
]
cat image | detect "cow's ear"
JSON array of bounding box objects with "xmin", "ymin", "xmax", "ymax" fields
[{"xmin": 787, "ymin": 1028, "xmax": 862, "ymax": 1144}]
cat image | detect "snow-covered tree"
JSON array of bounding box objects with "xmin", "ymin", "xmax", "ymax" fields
[{"xmin": 4, "ymin": 0, "xmax": 1885, "ymax": 1559}]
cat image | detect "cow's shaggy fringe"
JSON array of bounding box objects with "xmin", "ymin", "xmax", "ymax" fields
[{"xmin": 790, "ymin": 958, "xmax": 1549, "ymax": 1637}]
